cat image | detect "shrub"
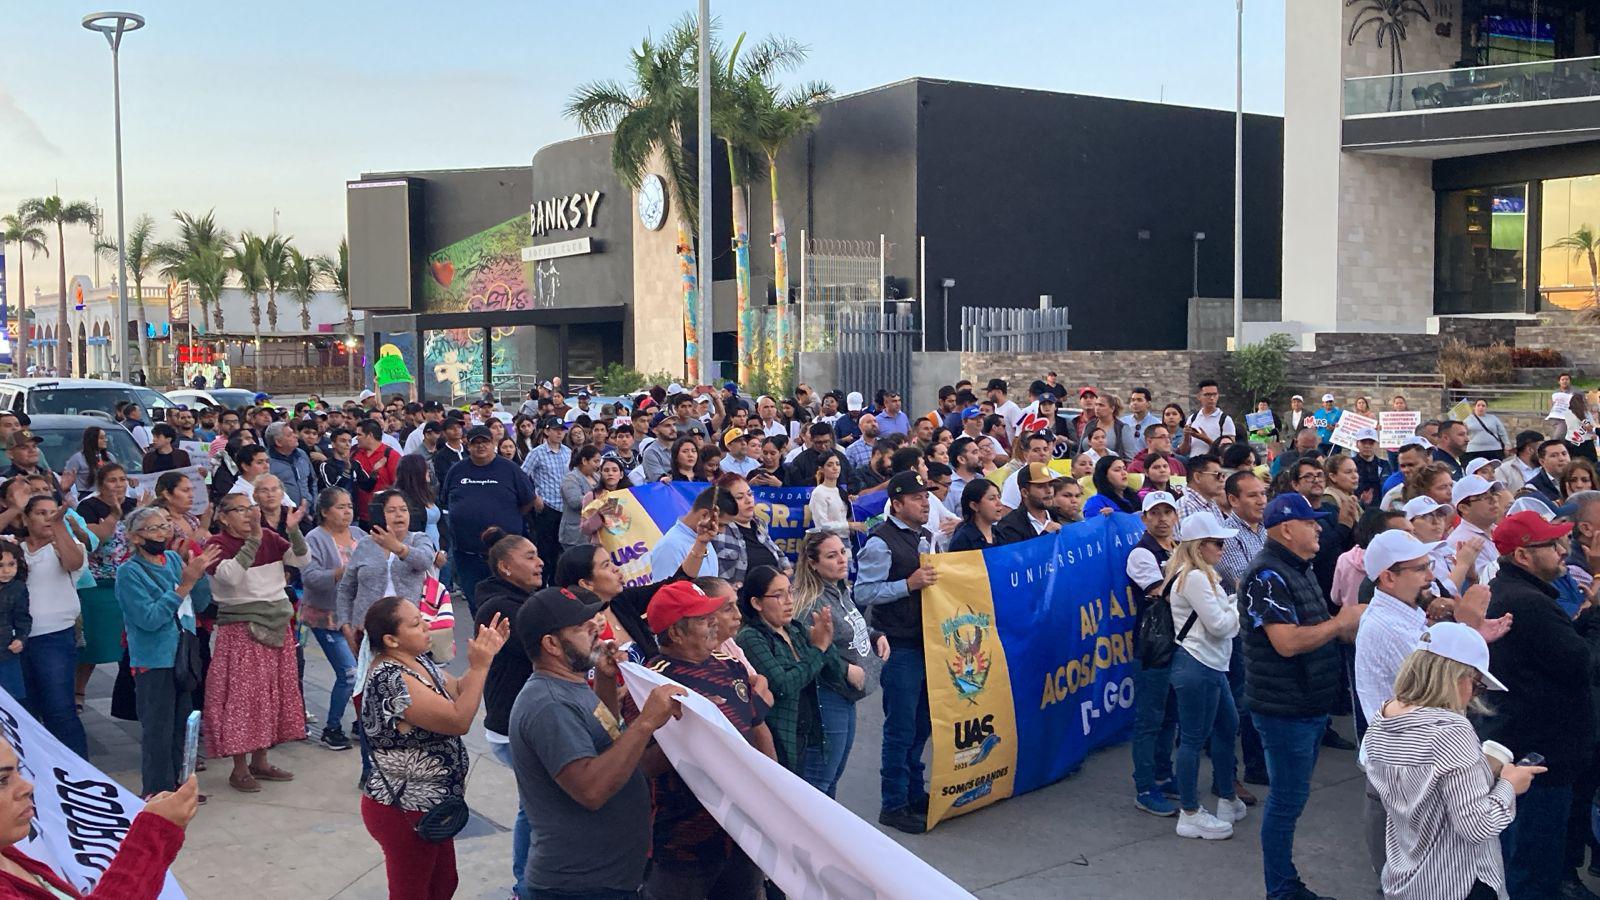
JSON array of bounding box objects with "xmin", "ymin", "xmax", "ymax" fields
[
  {"xmin": 1229, "ymin": 333, "xmax": 1296, "ymax": 407},
  {"xmin": 592, "ymin": 363, "xmax": 677, "ymax": 395},
  {"xmin": 1438, "ymin": 339, "xmax": 1515, "ymax": 387},
  {"xmin": 1508, "ymin": 346, "xmax": 1565, "ymax": 368}
]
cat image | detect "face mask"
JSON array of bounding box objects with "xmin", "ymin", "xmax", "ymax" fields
[{"xmin": 139, "ymin": 538, "xmax": 168, "ymax": 557}]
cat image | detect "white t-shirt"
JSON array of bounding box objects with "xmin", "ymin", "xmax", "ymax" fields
[
  {"xmin": 995, "ymin": 400, "xmax": 1023, "ymax": 437},
  {"xmin": 1186, "ymin": 407, "xmax": 1235, "ymax": 456},
  {"xmin": 381, "ymin": 433, "xmax": 403, "ymax": 454},
  {"xmin": 25, "ymin": 540, "xmax": 84, "ymax": 636},
  {"xmin": 564, "ymin": 405, "xmax": 597, "ymax": 423}
]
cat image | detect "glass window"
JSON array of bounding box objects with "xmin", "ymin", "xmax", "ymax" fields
[
  {"xmin": 1436, "ymin": 184, "xmax": 1527, "ymax": 314},
  {"xmin": 1539, "ymin": 173, "xmax": 1600, "ymax": 311},
  {"xmin": 422, "ymin": 328, "xmax": 486, "ymax": 403}
]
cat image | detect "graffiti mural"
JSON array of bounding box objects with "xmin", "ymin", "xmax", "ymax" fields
[
  {"xmin": 423, "ymin": 215, "xmax": 535, "ymax": 314},
  {"xmin": 423, "ymin": 328, "xmax": 506, "ymax": 401}
]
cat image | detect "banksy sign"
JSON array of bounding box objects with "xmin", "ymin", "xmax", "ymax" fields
[{"xmin": 530, "ymin": 191, "xmax": 601, "ymax": 237}]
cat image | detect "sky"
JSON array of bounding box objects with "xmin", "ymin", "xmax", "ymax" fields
[{"xmin": 0, "ymin": 0, "xmax": 1286, "ymax": 302}]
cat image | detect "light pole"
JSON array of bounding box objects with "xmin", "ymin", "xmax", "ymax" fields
[
  {"xmin": 1192, "ymin": 232, "xmax": 1206, "ymax": 300},
  {"xmin": 1232, "ymin": 0, "xmax": 1245, "ymax": 350},
  {"xmin": 696, "ymin": 0, "xmax": 712, "ymax": 383},
  {"xmin": 83, "ymin": 11, "xmax": 144, "ymax": 383}
]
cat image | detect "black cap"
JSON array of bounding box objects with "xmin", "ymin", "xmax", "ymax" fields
[
  {"xmin": 887, "ymin": 471, "xmax": 931, "ymax": 498},
  {"xmin": 985, "ymin": 378, "xmax": 1007, "ymax": 392},
  {"xmin": 514, "ymin": 586, "xmax": 607, "ymax": 655},
  {"xmin": 422, "ymin": 420, "xmax": 442, "ymax": 434},
  {"xmin": 541, "ymin": 416, "xmax": 565, "ymax": 430},
  {"xmin": 1039, "ymin": 391, "xmax": 1058, "ymax": 404},
  {"xmin": 466, "ymin": 425, "xmax": 494, "ymax": 443},
  {"xmin": 422, "ymin": 400, "xmax": 443, "ymax": 412}
]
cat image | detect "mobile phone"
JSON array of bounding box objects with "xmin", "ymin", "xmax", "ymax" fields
[
  {"xmin": 178, "ymin": 710, "xmax": 202, "ymax": 783},
  {"xmin": 1516, "ymin": 752, "xmax": 1545, "ymax": 768}
]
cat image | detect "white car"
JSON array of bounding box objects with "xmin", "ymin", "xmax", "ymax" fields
[
  {"xmin": 166, "ymin": 388, "xmax": 260, "ymax": 410},
  {"xmin": 0, "ymin": 378, "xmax": 175, "ymax": 419}
]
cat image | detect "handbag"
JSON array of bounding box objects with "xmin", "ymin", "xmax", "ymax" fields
[
  {"xmin": 1136, "ymin": 578, "xmax": 1199, "ymax": 669},
  {"xmin": 419, "ymin": 576, "xmax": 456, "ymax": 663},
  {"xmin": 174, "ymin": 625, "xmax": 205, "ymax": 693},
  {"xmin": 370, "ymin": 663, "xmax": 470, "ymax": 843}
]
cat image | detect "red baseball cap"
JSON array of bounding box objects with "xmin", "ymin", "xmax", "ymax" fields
[
  {"xmin": 1491, "ymin": 510, "xmax": 1573, "ymax": 556},
  {"xmin": 646, "ymin": 581, "xmax": 725, "ymax": 634},
  {"xmin": 1078, "ymin": 386, "xmax": 1098, "ymax": 397}
]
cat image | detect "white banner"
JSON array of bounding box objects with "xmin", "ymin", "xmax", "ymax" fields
[
  {"xmin": 129, "ymin": 464, "xmax": 209, "ymax": 517},
  {"xmin": 1330, "ymin": 411, "xmax": 1377, "ymax": 452},
  {"xmin": 1377, "ymin": 411, "xmax": 1421, "ymax": 450},
  {"xmin": 620, "ymin": 662, "xmax": 974, "ymax": 900},
  {"xmin": 0, "ymin": 690, "xmax": 185, "ymax": 898}
]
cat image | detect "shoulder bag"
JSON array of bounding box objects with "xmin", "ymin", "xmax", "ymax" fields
[
  {"xmin": 1136, "ymin": 577, "xmax": 1200, "ymax": 669},
  {"xmin": 371, "ymin": 664, "xmax": 470, "ymax": 842}
]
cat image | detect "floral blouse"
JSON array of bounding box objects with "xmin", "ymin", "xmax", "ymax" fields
[{"xmin": 359, "ymin": 656, "xmax": 468, "ymax": 812}]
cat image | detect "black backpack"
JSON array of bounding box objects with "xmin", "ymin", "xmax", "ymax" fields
[{"xmin": 1137, "ymin": 576, "xmax": 1200, "ymax": 669}]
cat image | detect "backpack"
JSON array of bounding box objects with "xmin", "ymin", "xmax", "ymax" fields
[{"xmin": 1136, "ymin": 576, "xmax": 1200, "ymax": 669}]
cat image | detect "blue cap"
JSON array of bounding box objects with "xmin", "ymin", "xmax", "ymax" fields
[
  {"xmin": 1263, "ymin": 493, "xmax": 1333, "ymax": 529},
  {"xmin": 253, "ymin": 391, "xmax": 271, "ymax": 402},
  {"xmin": 723, "ymin": 381, "xmax": 738, "ymax": 394},
  {"xmin": 961, "ymin": 405, "xmax": 983, "ymax": 420}
]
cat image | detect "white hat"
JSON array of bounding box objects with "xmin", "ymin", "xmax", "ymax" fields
[
  {"xmin": 1140, "ymin": 491, "xmax": 1178, "ymax": 514},
  {"xmin": 1363, "ymin": 529, "xmax": 1441, "ymax": 580},
  {"xmin": 1414, "ymin": 622, "xmax": 1506, "ymax": 691},
  {"xmin": 846, "ymin": 391, "xmax": 865, "ymax": 412},
  {"xmin": 1403, "ymin": 496, "xmax": 1445, "ymax": 520},
  {"xmin": 357, "ymin": 389, "xmax": 375, "ymax": 401},
  {"xmin": 1451, "ymin": 474, "xmax": 1494, "ymax": 506},
  {"xmin": 1465, "ymin": 457, "xmax": 1500, "ymax": 477},
  {"xmin": 1398, "ymin": 436, "xmax": 1430, "ymax": 451},
  {"xmin": 667, "ymin": 382, "xmax": 685, "ymax": 395},
  {"xmin": 1354, "ymin": 427, "xmax": 1379, "ymax": 442},
  {"xmin": 1291, "ymin": 394, "xmax": 1304, "ymax": 402},
  {"xmin": 1507, "ymin": 496, "xmax": 1558, "ymax": 520},
  {"xmin": 1321, "ymin": 393, "xmax": 1335, "ymax": 402},
  {"xmin": 1179, "ymin": 510, "xmax": 1237, "ymax": 541}
]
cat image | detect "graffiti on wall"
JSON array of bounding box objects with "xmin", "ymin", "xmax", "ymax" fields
[{"xmin": 424, "ymin": 215, "xmax": 534, "ymax": 314}]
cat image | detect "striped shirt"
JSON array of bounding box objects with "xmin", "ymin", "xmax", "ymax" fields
[
  {"xmin": 521, "ymin": 443, "xmax": 572, "ymax": 506},
  {"xmin": 1364, "ymin": 705, "xmax": 1514, "ymax": 900},
  {"xmin": 1217, "ymin": 513, "xmax": 1266, "ymax": 593},
  {"xmin": 1353, "ymin": 589, "xmax": 1427, "ymax": 723}
]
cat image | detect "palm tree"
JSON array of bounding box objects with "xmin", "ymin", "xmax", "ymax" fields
[
  {"xmin": 1, "ymin": 211, "xmax": 48, "ymax": 374},
  {"xmin": 259, "ymin": 233, "xmax": 291, "ymax": 332},
  {"xmin": 94, "ymin": 213, "xmax": 158, "ymax": 376},
  {"xmin": 230, "ymin": 232, "xmax": 267, "ymax": 391},
  {"xmin": 154, "ymin": 211, "xmax": 230, "ymax": 334},
  {"xmin": 748, "ymin": 80, "xmax": 830, "ymax": 365},
  {"xmin": 317, "ymin": 238, "xmax": 353, "ymax": 390},
  {"xmin": 1551, "ymin": 224, "xmax": 1600, "ymax": 315},
  {"xmin": 20, "ymin": 196, "xmax": 97, "ymax": 376},
  {"xmin": 283, "ymin": 246, "xmax": 320, "ymax": 331},
  {"xmin": 568, "ymin": 17, "xmax": 703, "ymax": 380}
]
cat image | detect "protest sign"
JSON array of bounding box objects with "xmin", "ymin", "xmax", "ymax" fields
[
  {"xmin": 373, "ymin": 353, "xmax": 413, "ymax": 387},
  {"xmin": 1377, "ymin": 411, "xmax": 1421, "ymax": 450},
  {"xmin": 591, "ymin": 482, "xmax": 812, "ymax": 586},
  {"xmin": 1245, "ymin": 410, "xmax": 1275, "ymax": 432},
  {"xmin": 1551, "ymin": 392, "xmax": 1573, "ymax": 420},
  {"xmin": 1329, "ymin": 411, "xmax": 1377, "ymax": 452},
  {"xmin": 129, "ymin": 464, "xmax": 208, "ymax": 516}
]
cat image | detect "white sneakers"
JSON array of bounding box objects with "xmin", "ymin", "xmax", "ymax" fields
[
  {"xmin": 1175, "ymin": 808, "xmax": 1234, "ymax": 840},
  {"xmin": 1215, "ymin": 796, "xmax": 1248, "ymax": 824}
]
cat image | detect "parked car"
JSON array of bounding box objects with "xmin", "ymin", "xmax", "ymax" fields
[
  {"xmin": 0, "ymin": 378, "xmax": 175, "ymax": 419},
  {"xmin": 166, "ymin": 388, "xmax": 259, "ymax": 410},
  {"xmin": 0, "ymin": 414, "xmax": 147, "ymax": 476}
]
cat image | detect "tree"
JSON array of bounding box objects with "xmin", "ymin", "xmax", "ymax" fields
[
  {"xmin": 20, "ymin": 196, "xmax": 97, "ymax": 376},
  {"xmin": 230, "ymin": 232, "xmax": 267, "ymax": 392},
  {"xmin": 94, "ymin": 213, "xmax": 158, "ymax": 376},
  {"xmin": 259, "ymin": 233, "xmax": 291, "ymax": 332},
  {"xmin": 154, "ymin": 210, "xmax": 231, "ymax": 335},
  {"xmin": 568, "ymin": 17, "xmax": 704, "ymax": 380},
  {"xmin": 1, "ymin": 210, "xmax": 48, "ymax": 374},
  {"xmin": 1549, "ymin": 224, "xmax": 1600, "ymax": 314},
  {"xmin": 317, "ymin": 238, "xmax": 353, "ymax": 390},
  {"xmin": 284, "ymin": 247, "xmax": 320, "ymax": 332},
  {"xmin": 1230, "ymin": 333, "xmax": 1297, "ymax": 408}
]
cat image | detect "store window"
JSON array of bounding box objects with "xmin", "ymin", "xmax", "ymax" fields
[
  {"xmin": 422, "ymin": 328, "xmax": 487, "ymax": 402},
  {"xmin": 1436, "ymin": 183, "xmax": 1528, "ymax": 314},
  {"xmin": 1539, "ymin": 173, "xmax": 1600, "ymax": 311}
]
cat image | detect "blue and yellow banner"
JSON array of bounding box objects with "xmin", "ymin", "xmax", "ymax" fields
[
  {"xmin": 591, "ymin": 482, "xmax": 814, "ymax": 586},
  {"xmin": 921, "ymin": 512, "xmax": 1146, "ymax": 827}
]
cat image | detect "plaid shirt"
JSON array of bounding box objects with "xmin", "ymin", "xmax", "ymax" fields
[
  {"xmin": 1177, "ymin": 489, "xmax": 1223, "ymax": 524},
  {"xmin": 520, "ymin": 442, "xmax": 571, "ymax": 507},
  {"xmin": 733, "ymin": 620, "xmax": 847, "ymax": 773},
  {"xmin": 709, "ymin": 521, "xmax": 790, "ymax": 587},
  {"xmin": 1218, "ymin": 512, "xmax": 1267, "ymax": 594}
]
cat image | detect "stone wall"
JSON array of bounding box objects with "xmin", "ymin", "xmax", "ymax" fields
[
  {"xmin": 1514, "ymin": 325, "xmax": 1600, "ymax": 371},
  {"xmin": 1295, "ymin": 332, "xmax": 1443, "ymax": 377},
  {"xmin": 961, "ymin": 350, "xmax": 1228, "ymax": 409}
]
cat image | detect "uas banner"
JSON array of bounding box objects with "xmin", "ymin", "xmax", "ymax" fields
[
  {"xmin": 921, "ymin": 512, "xmax": 1146, "ymax": 828},
  {"xmin": 592, "ymin": 482, "xmax": 814, "ymax": 586}
]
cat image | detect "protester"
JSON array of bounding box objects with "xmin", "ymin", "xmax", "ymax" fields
[
  {"xmin": 1464, "ymin": 399, "xmax": 1512, "ymax": 465},
  {"xmin": 806, "ymin": 455, "xmax": 857, "ymax": 543},
  {"xmin": 950, "ymin": 479, "xmax": 1004, "ymax": 552},
  {"xmin": 17, "ymin": 495, "xmax": 87, "ymax": 757},
  {"xmin": 59, "ymin": 426, "xmax": 114, "ymax": 499},
  {"xmin": 648, "ymin": 487, "xmax": 731, "ymax": 584},
  {"xmin": 711, "ymin": 475, "xmax": 791, "ymax": 587},
  {"xmin": 336, "ymin": 491, "xmax": 438, "ymax": 650},
  {"xmin": 300, "ymin": 488, "xmax": 366, "ymax": 752},
  {"xmin": 995, "ymin": 463, "xmax": 1064, "ymax": 544},
  {"xmin": 1126, "ymin": 491, "xmax": 1181, "ymax": 816},
  {"xmin": 1083, "ymin": 456, "xmax": 1141, "ymax": 517},
  {"xmin": 76, "ymin": 463, "xmax": 134, "ymax": 701}
]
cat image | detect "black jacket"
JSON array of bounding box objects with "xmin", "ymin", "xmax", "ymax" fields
[
  {"xmin": 1525, "ymin": 470, "xmax": 1563, "ymax": 505},
  {"xmin": 994, "ymin": 506, "xmax": 1060, "ymax": 546},
  {"xmin": 473, "ymin": 576, "xmax": 534, "ymax": 737},
  {"xmin": 1477, "ymin": 562, "xmax": 1599, "ymax": 783}
]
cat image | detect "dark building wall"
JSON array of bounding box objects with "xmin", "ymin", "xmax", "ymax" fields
[
  {"xmin": 528, "ymin": 134, "xmax": 633, "ymax": 310},
  {"xmin": 913, "ymin": 81, "xmax": 1282, "ymax": 351}
]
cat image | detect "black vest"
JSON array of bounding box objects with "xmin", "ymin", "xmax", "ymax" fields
[
  {"xmin": 867, "ymin": 518, "xmax": 928, "ymax": 647},
  {"xmin": 1132, "ymin": 532, "xmax": 1173, "ymax": 631},
  {"xmin": 1241, "ymin": 539, "xmax": 1342, "ymax": 719}
]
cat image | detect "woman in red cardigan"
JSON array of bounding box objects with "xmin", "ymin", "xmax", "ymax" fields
[{"xmin": 0, "ymin": 739, "xmax": 197, "ymax": 899}]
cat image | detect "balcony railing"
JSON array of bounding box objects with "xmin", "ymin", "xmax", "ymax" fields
[{"xmin": 1344, "ymin": 54, "xmax": 1600, "ymax": 116}]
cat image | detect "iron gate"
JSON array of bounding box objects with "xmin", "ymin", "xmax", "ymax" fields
[{"xmin": 837, "ymin": 309, "xmax": 917, "ymax": 401}]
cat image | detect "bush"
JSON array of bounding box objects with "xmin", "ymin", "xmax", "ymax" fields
[
  {"xmin": 592, "ymin": 363, "xmax": 678, "ymax": 395},
  {"xmin": 1508, "ymin": 346, "xmax": 1565, "ymax": 368},
  {"xmin": 1229, "ymin": 333, "xmax": 1296, "ymax": 407},
  {"xmin": 1438, "ymin": 339, "xmax": 1515, "ymax": 386}
]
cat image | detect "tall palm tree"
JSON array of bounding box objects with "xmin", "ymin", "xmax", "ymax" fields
[
  {"xmin": 317, "ymin": 238, "xmax": 353, "ymax": 389},
  {"xmin": 20, "ymin": 196, "xmax": 97, "ymax": 376},
  {"xmin": 568, "ymin": 16, "xmax": 703, "ymax": 380},
  {"xmin": 154, "ymin": 211, "xmax": 230, "ymax": 334},
  {"xmin": 283, "ymin": 246, "xmax": 320, "ymax": 332},
  {"xmin": 230, "ymin": 232, "xmax": 267, "ymax": 391},
  {"xmin": 1, "ymin": 211, "xmax": 48, "ymax": 374},
  {"xmin": 94, "ymin": 213, "xmax": 158, "ymax": 376},
  {"xmin": 259, "ymin": 233, "xmax": 291, "ymax": 332},
  {"xmin": 1551, "ymin": 224, "xmax": 1600, "ymax": 314}
]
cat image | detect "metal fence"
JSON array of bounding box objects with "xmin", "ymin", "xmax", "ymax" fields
[
  {"xmin": 837, "ymin": 310, "xmax": 917, "ymax": 402},
  {"xmin": 960, "ymin": 306, "xmax": 1071, "ymax": 353},
  {"xmin": 798, "ymin": 234, "xmax": 888, "ymax": 353}
]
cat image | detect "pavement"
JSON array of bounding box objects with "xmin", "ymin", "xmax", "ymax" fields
[{"xmin": 71, "ymin": 616, "xmax": 1438, "ymax": 899}]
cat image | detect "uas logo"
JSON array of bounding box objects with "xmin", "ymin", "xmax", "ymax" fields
[
  {"xmin": 941, "ymin": 607, "xmax": 993, "ymax": 703},
  {"xmin": 953, "ymin": 714, "xmax": 1001, "ymax": 770}
]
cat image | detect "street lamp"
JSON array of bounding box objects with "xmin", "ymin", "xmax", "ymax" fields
[{"xmin": 82, "ymin": 10, "xmax": 145, "ymax": 384}]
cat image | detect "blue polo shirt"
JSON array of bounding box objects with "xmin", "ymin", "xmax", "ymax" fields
[{"xmin": 443, "ymin": 456, "xmax": 534, "ymax": 555}]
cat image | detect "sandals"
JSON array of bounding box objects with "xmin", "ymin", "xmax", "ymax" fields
[
  {"xmin": 228, "ymin": 772, "xmax": 261, "ymax": 793},
  {"xmin": 248, "ymin": 764, "xmax": 294, "ymax": 782}
]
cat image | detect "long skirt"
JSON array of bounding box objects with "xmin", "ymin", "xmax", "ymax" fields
[{"xmin": 203, "ymin": 622, "xmax": 305, "ymax": 757}]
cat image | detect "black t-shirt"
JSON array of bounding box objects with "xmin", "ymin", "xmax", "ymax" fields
[
  {"xmin": 141, "ymin": 448, "xmax": 192, "ymax": 474},
  {"xmin": 77, "ymin": 494, "xmax": 135, "ymax": 525},
  {"xmin": 740, "ymin": 523, "xmax": 780, "ymax": 574}
]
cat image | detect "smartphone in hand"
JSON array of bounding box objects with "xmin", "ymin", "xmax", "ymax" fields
[
  {"xmin": 178, "ymin": 710, "xmax": 202, "ymax": 783},
  {"xmin": 1516, "ymin": 752, "xmax": 1545, "ymax": 768}
]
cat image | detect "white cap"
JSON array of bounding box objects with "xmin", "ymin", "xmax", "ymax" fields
[
  {"xmin": 667, "ymin": 382, "xmax": 685, "ymax": 395},
  {"xmin": 1465, "ymin": 457, "xmax": 1499, "ymax": 477},
  {"xmin": 1363, "ymin": 529, "xmax": 1441, "ymax": 580},
  {"xmin": 1354, "ymin": 427, "xmax": 1379, "ymax": 442},
  {"xmin": 1452, "ymin": 474, "xmax": 1494, "ymax": 506},
  {"xmin": 846, "ymin": 391, "xmax": 865, "ymax": 412},
  {"xmin": 1507, "ymin": 496, "xmax": 1558, "ymax": 520},
  {"xmin": 1414, "ymin": 622, "xmax": 1506, "ymax": 691},
  {"xmin": 1291, "ymin": 394, "xmax": 1304, "ymax": 402},
  {"xmin": 1398, "ymin": 436, "xmax": 1430, "ymax": 451},
  {"xmin": 357, "ymin": 389, "xmax": 375, "ymax": 401},
  {"xmin": 1321, "ymin": 393, "xmax": 1335, "ymax": 402},
  {"xmin": 1140, "ymin": 491, "xmax": 1178, "ymax": 514},
  {"xmin": 1403, "ymin": 496, "xmax": 1445, "ymax": 520},
  {"xmin": 1179, "ymin": 510, "xmax": 1237, "ymax": 541}
]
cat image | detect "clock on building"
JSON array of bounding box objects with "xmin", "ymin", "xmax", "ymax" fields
[{"xmin": 637, "ymin": 174, "xmax": 667, "ymax": 231}]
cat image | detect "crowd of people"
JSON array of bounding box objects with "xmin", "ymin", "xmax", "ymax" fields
[{"xmin": 10, "ymin": 370, "xmax": 1600, "ymax": 899}]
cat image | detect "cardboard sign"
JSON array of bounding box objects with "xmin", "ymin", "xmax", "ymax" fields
[
  {"xmin": 1377, "ymin": 411, "xmax": 1421, "ymax": 450},
  {"xmin": 1330, "ymin": 411, "xmax": 1377, "ymax": 451}
]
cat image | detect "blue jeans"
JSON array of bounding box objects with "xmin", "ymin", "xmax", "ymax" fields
[
  {"xmin": 1502, "ymin": 779, "xmax": 1573, "ymax": 900},
  {"xmin": 1228, "ymin": 636, "xmax": 1264, "ymax": 777},
  {"xmin": 1170, "ymin": 648, "xmax": 1237, "ymax": 811},
  {"xmin": 453, "ymin": 551, "xmax": 491, "ymax": 617},
  {"xmin": 0, "ymin": 657, "xmax": 24, "ymax": 701},
  {"xmin": 1130, "ymin": 657, "xmax": 1177, "ymax": 793},
  {"xmin": 803, "ymin": 685, "xmax": 857, "ymax": 798},
  {"xmin": 310, "ymin": 627, "xmax": 357, "ymax": 732},
  {"xmin": 879, "ymin": 645, "xmax": 930, "ymax": 812},
  {"xmin": 1253, "ymin": 712, "xmax": 1328, "ymax": 899},
  {"xmin": 22, "ymin": 629, "xmax": 87, "ymax": 758},
  {"xmin": 490, "ymin": 741, "xmax": 532, "ymax": 898}
]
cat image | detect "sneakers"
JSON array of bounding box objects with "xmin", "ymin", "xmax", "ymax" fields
[
  {"xmin": 319, "ymin": 727, "xmax": 352, "ymax": 752},
  {"xmin": 1152, "ymin": 778, "xmax": 1180, "ymax": 798},
  {"xmin": 877, "ymin": 806, "xmax": 926, "ymax": 835},
  {"xmin": 1175, "ymin": 807, "xmax": 1233, "ymax": 840},
  {"xmin": 1134, "ymin": 790, "xmax": 1178, "ymax": 817},
  {"xmin": 1215, "ymin": 796, "xmax": 1248, "ymax": 824}
]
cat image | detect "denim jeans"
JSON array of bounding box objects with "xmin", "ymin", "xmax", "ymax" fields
[
  {"xmin": 490, "ymin": 741, "xmax": 533, "ymax": 898},
  {"xmin": 1502, "ymin": 779, "xmax": 1573, "ymax": 900},
  {"xmin": 0, "ymin": 657, "xmax": 24, "ymax": 701},
  {"xmin": 1253, "ymin": 712, "xmax": 1328, "ymax": 899},
  {"xmin": 133, "ymin": 667, "xmax": 191, "ymax": 796},
  {"xmin": 22, "ymin": 628, "xmax": 87, "ymax": 758},
  {"xmin": 1170, "ymin": 648, "xmax": 1237, "ymax": 812},
  {"xmin": 879, "ymin": 645, "xmax": 930, "ymax": 812},
  {"xmin": 453, "ymin": 552, "xmax": 492, "ymax": 618},
  {"xmin": 1228, "ymin": 636, "xmax": 1265, "ymax": 777},
  {"xmin": 310, "ymin": 627, "xmax": 357, "ymax": 732},
  {"xmin": 803, "ymin": 685, "xmax": 858, "ymax": 798},
  {"xmin": 1130, "ymin": 657, "xmax": 1176, "ymax": 793}
]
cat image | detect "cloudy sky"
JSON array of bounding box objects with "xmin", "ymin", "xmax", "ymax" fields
[{"xmin": 1, "ymin": 0, "xmax": 1285, "ymax": 300}]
